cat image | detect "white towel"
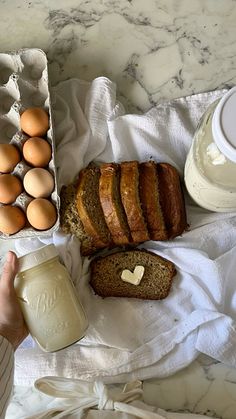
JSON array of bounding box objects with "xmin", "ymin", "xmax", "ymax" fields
[
  {"xmin": 14, "ymin": 78, "xmax": 236, "ymax": 386},
  {"xmin": 25, "ymin": 378, "xmax": 219, "ymax": 419}
]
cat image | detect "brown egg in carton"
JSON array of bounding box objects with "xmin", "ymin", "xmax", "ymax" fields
[{"xmin": 0, "ymin": 48, "xmax": 60, "ymax": 239}]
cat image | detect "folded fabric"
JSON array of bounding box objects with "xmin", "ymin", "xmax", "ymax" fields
[
  {"xmin": 26, "ymin": 378, "xmax": 217, "ymax": 419},
  {"xmin": 15, "ymin": 78, "xmax": 236, "ymax": 387}
]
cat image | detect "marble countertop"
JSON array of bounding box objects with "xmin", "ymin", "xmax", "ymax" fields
[
  {"xmin": 1, "ymin": 0, "xmax": 236, "ymax": 113},
  {"xmin": 1, "ymin": 0, "xmax": 236, "ymax": 418}
]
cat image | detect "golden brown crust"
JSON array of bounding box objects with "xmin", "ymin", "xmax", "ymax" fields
[
  {"xmin": 76, "ymin": 166, "xmax": 112, "ymax": 249},
  {"xmin": 157, "ymin": 163, "xmax": 187, "ymax": 238},
  {"xmin": 61, "ymin": 161, "xmax": 187, "ymax": 256},
  {"xmin": 120, "ymin": 161, "xmax": 149, "ymax": 243},
  {"xmin": 139, "ymin": 161, "xmax": 167, "ymax": 240},
  {"xmin": 99, "ymin": 163, "xmax": 131, "ymax": 245}
]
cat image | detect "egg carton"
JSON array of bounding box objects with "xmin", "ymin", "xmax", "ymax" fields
[{"xmin": 0, "ymin": 48, "xmax": 60, "ymax": 239}]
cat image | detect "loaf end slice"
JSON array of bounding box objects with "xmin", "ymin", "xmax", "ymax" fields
[
  {"xmin": 99, "ymin": 163, "xmax": 131, "ymax": 245},
  {"xmin": 120, "ymin": 161, "xmax": 149, "ymax": 243},
  {"xmin": 76, "ymin": 166, "xmax": 113, "ymax": 250},
  {"xmin": 139, "ymin": 161, "xmax": 167, "ymax": 241},
  {"xmin": 157, "ymin": 163, "xmax": 187, "ymax": 238},
  {"xmin": 90, "ymin": 249, "xmax": 176, "ymax": 300}
]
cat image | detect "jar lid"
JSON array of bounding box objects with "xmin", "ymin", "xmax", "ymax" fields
[
  {"xmin": 18, "ymin": 244, "xmax": 58, "ymax": 273},
  {"xmin": 212, "ymin": 86, "xmax": 236, "ymax": 162}
]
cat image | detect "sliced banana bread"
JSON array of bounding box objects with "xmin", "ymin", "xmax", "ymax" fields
[
  {"xmin": 157, "ymin": 163, "xmax": 187, "ymax": 238},
  {"xmin": 60, "ymin": 161, "xmax": 187, "ymax": 255},
  {"xmin": 76, "ymin": 166, "xmax": 112, "ymax": 250},
  {"xmin": 120, "ymin": 161, "xmax": 149, "ymax": 243},
  {"xmin": 139, "ymin": 161, "xmax": 167, "ymax": 241},
  {"xmin": 60, "ymin": 181, "xmax": 97, "ymax": 256},
  {"xmin": 99, "ymin": 163, "xmax": 131, "ymax": 245},
  {"xmin": 90, "ymin": 249, "xmax": 176, "ymax": 300}
]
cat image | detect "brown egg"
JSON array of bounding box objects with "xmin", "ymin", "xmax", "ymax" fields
[
  {"xmin": 0, "ymin": 144, "xmax": 21, "ymax": 173},
  {"xmin": 0, "ymin": 206, "xmax": 26, "ymax": 234},
  {"xmin": 26, "ymin": 198, "xmax": 57, "ymax": 230},
  {"xmin": 23, "ymin": 137, "xmax": 52, "ymax": 167},
  {"xmin": 23, "ymin": 168, "xmax": 54, "ymax": 198},
  {"xmin": 0, "ymin": 174, "xmax": 22, "ymax": 204},
  {"xmin": 20, "ymin": 107, "xmax": 49, "ymax": 137}
]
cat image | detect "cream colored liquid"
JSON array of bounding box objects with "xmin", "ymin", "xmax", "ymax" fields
[
  {"xmin": 185, "ymin": 102, "xmax": 236, "ymax": 212},
  {"xmin": 196, "ymin": 111, "xmax": 236, "ymax": 190},
  {"xmin": 15, "ymin": 260, "xmax": 88, "ymax": 352}
]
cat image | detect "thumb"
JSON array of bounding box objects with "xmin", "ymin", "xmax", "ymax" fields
[{"xmin": 1, "ymin": 251, "xmax": 18, "ymax": 288}]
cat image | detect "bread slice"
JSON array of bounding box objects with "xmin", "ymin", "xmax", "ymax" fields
[
  {"xmin": 76, "ymin": 166, "xmax": 112, "ymax": 249},
  {"xmin": 99, "ymin": 163, "xmax": 131, "ymax": 245},
  {"xmin": 139, "ymin": 161, "xmax": 167, "ymax": 241},
  {"xmin": 60, "ymin": 181, "xmax": 97, "ymax": 256},
  {"xmin": 120, "ymin": 161, "xmax": 149, "ymax": 243},
  {"xmin": 90, "ymin": 249, "xmax": 176, "ymax": 300},
  {"xmin": 157, "ymin": 163, "xmax": 187, "ymax": 238}
]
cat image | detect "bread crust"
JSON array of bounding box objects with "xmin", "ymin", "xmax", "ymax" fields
[
  {"xmin": 90, "ymin": 249, "xmax": 176, "ymax": 300},
  {"xmin": 99, "ymin": 163, "xmax": 131, "ymax": 245},
  {"xmin": 120, "ymin": 161, "xmax": 149, "ymax": 243},
  {"xmin": 60, "ymin": 181, "xmax": 97, "ymax": 256},
  {"xmin": 76, "ymin": 166, "xmax": 112, "ymax": 249},
  {"xmin": 157, "ymin": 163, "xmax": 187, "ymax": 238},
  {"xmin": 61, "ymin": 161, "xmax": 188, "ymax": 256},
  {"xmin": 139, "ymin": 161, "xmax": 167, "ymax": 240}
]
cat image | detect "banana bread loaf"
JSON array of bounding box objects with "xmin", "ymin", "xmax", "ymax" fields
[{"xmin": 60, "ymin": 160, "xmax": 187, "ymax": 256}]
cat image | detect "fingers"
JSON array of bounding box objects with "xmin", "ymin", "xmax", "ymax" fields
[{"xmin": 1, "ymin": 251, "xmax": 19, "ymax": 287}]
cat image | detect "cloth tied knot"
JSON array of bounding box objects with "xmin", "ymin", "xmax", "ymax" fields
[{"xmin": 95, "ymin": 381, "xmax": 115, "ymax": 410}]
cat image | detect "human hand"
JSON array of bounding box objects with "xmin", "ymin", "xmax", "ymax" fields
[{"xmin": 0, "ymin": 251, "xmax": 28, "ymax": 350}]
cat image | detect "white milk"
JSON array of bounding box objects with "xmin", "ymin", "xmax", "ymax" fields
[
  {"xmin": 15, "ymin": 244, "xmax": 88, "ymax": 352},
  {"xmin": 185, "ymin": 87, "xmax": 236, "ymax": 212}
]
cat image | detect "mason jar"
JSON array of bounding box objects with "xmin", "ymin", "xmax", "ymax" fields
[
  {"xmin": 184, "ymin": 86, "xmax": 236, "ymax": 212},
  {"xmin": 15, "ymin": 244, "xmax": 88, "ymax": 352}
]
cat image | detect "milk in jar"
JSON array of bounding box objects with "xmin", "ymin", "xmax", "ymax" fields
[
  {"xmin": 15, "ymin": 244, "xmax": 88, "ymax": 352},
  {"xmin": 184, "ymin": 86, "xmax": 236, "ymax": 212}
]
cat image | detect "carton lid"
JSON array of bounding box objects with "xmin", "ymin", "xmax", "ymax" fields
[
  {"xmin": 18, "ymin": 244, "xmax": 58, "ymax": 273},
  {"xmin": 212, "ymin": 86, "xmax": 236, "ymax": 162}
]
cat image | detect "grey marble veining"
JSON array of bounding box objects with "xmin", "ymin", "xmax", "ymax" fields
[
  {"xmin": 5, "ymin": 355, "xmax": 236, "ymax": 419},
  {"xmin": 144, "ymin": 355, "xmax": 236, "ymax": 419},
  {"xmin": 1, "ymin": 0, "xmax": 236, "ymax": 112},
  {"xmin": 1, "ymin": 0, "xmax": 236, "ymax": 418}
]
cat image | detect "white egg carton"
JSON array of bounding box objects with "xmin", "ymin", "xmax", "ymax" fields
[{"xmin": 0, "ymin": 48, "xmax": 60, "ymax": 239}]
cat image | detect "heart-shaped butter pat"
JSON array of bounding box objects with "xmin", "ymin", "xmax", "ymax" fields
[{"xmin": 121, "ymin": 265, "xmax": 145, "ymax": 285}]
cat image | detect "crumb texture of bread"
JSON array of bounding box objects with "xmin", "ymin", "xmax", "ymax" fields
[
  {"xmin": 157, "ymin": 163, "xmax": 187, "ymax": 238},
  {"xmin": 99, "ymin": 163, "xmax": 131, "ymax": 245},
  {"xmin": 60, "ymin": 181, "xmax": 97, "ymax": 255},
  {"xmin": 90, "ymin": 249, "xmax": 176, "ymax": 300},
  {"xmin": 120, "ymin": 161, "xmax": 149, "ymax": 243},
  {"xmin": 139, "ymin": 161, "xmax": 167, "ymax": 241},
  {"xmin": 76, "ymin": 166, "xmax": 113, "ymax": 249},
  {"xmin": 60, "ymin": 161, "xmax": 187, "ymax": 256}
]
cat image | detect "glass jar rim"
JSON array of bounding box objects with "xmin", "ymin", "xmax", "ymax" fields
[
  {"xmin": 212, "ymin": 86, "xmax": 236, "ymax": 162},
  {"xmin": 18, "ymin": 244, "xmax": 58, "ymax": 273}
]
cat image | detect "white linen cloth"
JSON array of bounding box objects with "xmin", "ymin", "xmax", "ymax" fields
[
  {"xmin": 14, "ymin": 78, "xmax": 236, "ymax": 387},
  {"xmin": 25, "ymin": 378, "xmax": 219, "ymax": 419}
]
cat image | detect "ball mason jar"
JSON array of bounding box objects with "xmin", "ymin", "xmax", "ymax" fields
[
  {"xmin": 184, "ymin": 86, "xmax": 236, "ymax": 212},
  {"xmin": 15, "ymin": 244, "xmax": 88, "ymax": 352}
]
